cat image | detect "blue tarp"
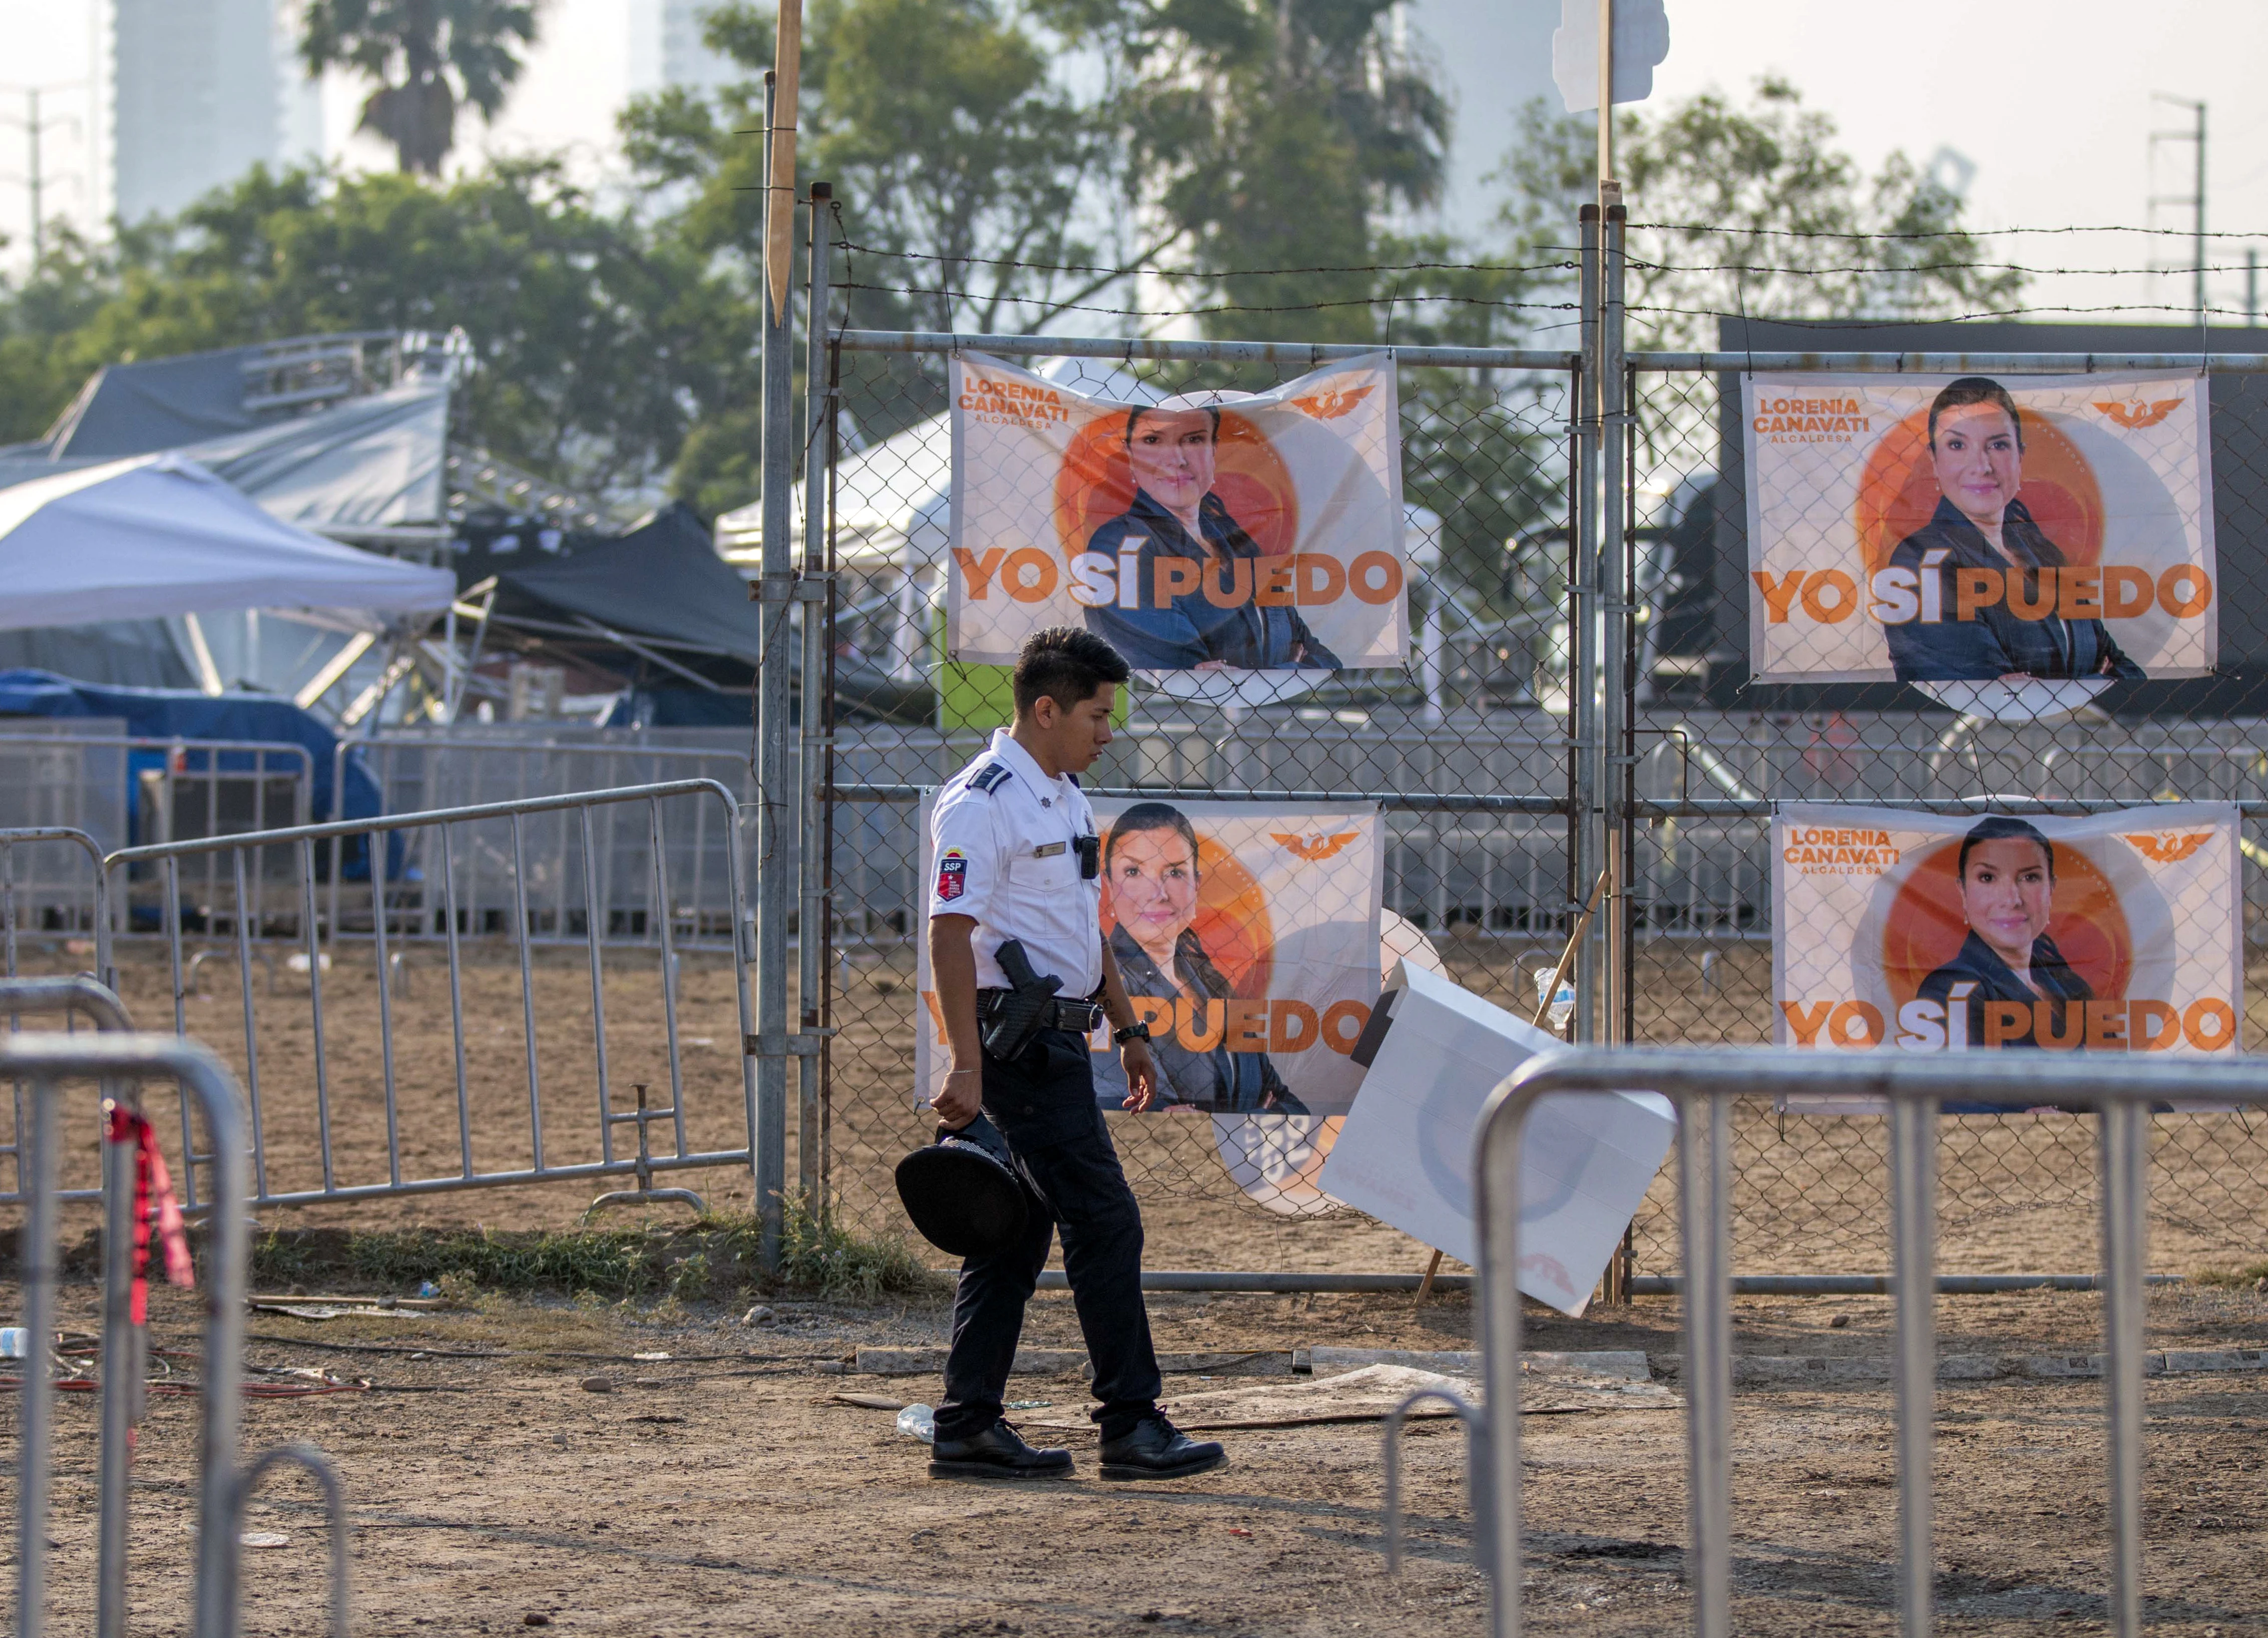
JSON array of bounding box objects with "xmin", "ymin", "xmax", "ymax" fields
[{"xmin": 0, "ymin": 669, "xmax": 399, "ymax": 879}]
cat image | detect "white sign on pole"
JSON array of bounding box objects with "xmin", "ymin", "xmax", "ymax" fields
[{"xmin": 1552, "ymin": 0, "xmax": 1670, "ymax": 114}]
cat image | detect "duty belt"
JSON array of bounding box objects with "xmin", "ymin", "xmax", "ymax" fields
[{"xmin": 977, "ymin": 989, "xmax": 1106, "ymax": 1033}]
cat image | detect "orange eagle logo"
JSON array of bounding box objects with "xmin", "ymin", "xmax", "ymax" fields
[
  {"xmin": 2092, "ymin": 398, "xmax": 2183, "ymax": 431},
  {"xmin": 1286, "ymin": 385, "xmax": 1376, "ymax": 421},
  {"xmin": 1272, "ymin": 831, "xmax": 1359, "ymax": 862},
  {"xmin": 2122, "ymin": 832, "xmax": 2214, "ymax": 863}
]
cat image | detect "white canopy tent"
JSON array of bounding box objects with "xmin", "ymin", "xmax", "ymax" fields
[{"xmin": 0, "ymin": 453, "xmax": 456, "ymax": 632}]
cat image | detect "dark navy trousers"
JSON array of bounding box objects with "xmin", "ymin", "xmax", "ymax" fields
[{"xmin": 934, "ymin": 1029, "xmax": 1163, "ymax": 1443}]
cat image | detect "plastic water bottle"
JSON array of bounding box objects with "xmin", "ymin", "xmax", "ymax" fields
[
  {"xmin": 894, "ymin": 1403, "xmax": 936, "ymax": 1443},
  {"xmin": 1534, "ymin": 967, "xmax": 1576, "ymax": 1035},
  {"xmin": 0, "ymin": 1328, "xmax": 28, "ymax": 1360}
]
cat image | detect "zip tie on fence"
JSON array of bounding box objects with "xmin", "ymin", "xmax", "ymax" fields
[{"xmin": 106, "ymin": 1103, "xmax": 195, "ymax": 1323}]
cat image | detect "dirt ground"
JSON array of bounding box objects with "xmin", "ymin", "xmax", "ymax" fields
[
  {"xmin": 7, "ymin": 939, "xmax": 2268, "ymax": 1279},
  {"xmin": 6, "ymin": 1276, "xmax": 2268, "ymax": 1635}
]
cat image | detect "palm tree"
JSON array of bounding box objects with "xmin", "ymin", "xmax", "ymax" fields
[{"xmin": 300, "ymin": 0, "xmax": 544, "ymax": 175}]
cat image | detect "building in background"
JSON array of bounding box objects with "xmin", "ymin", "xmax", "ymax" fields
[
  {"xmin": 101, "ymin": 0, "xmax": 321, "ymax": 225},
  {"xmin": 627, "ymin": 0, "xmax": 740, "ymax": 98},
  {"xmin": 1398, "ymin": 0, "xmax": 1559, "ymax": 236}
]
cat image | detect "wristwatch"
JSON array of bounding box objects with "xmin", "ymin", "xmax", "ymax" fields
[{"xmin": 1112, "ymin": 1021, "xmax": 1152, "ymax": 1045}]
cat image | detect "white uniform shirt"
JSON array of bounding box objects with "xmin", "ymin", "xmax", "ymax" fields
[{"xmin": 927, "ymin": 728, "xmax": 1104, "ymax": 995}]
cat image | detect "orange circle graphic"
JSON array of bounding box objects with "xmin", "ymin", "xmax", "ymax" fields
[
  {"xmin": 1052, "ymin": 411, "xmax": 1299, "ymax": 561},
  {"xmin": 1879, "ymin": 838, "xmax": 2131, "ymax": 1013},
  {"xmin": 1855, "ymin": 405, "xmax": 2105, "ymax": 578},
  {"xmin": 1099, "ymin": 830, "xmax": 1275, "ymax": 999}
]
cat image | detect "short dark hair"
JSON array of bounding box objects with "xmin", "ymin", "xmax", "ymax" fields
[
  {"xmin": 1928, "ymin": 376, "xmax": 2025, "ymax": 452},
  {"xmin": 1012, "ymin": 627, "xmax": 1130, "ymax": 717},
  {"xmin": 1124, "ymin": 403, "xmax": 1220, "ymax": 448},
  {"xmin": 1958, "ymin": 814, "xmax": 2055, "ymax": 882},
  {"xmin": 1104, "ymin": 801, "xmax": 1201, "ymax": 877}
]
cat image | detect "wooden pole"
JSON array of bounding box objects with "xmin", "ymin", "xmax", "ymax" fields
[{"xmin": 765, "ymin": 0, "xmax": 803, "ymax": 325}]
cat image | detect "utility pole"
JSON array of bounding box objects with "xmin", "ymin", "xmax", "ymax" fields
[
  {"xmin": 2149, "ymin": 95, "xmax": 2207, "ymax": 322},
  {"xmin": 0, "ymin": 85, "xmax": 84, "ymax": 268}
]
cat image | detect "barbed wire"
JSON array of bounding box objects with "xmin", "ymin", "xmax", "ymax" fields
[
  {"xmin": 837, "ymin": 238, "xmax": 1582, "ymax": 281},
  {"xmin": 839, "ymin": 279, "xmax": 1583, "ymax": 321},
  {"xmin": 1632, "ymin": 219, "xmax": 2268, "ymax": 243}
]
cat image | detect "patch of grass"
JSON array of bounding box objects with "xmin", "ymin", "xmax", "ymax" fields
[
  {"xmin": 236, "ymin": 1204, "xmax": 935, "ymax": 1305},
  {"xmin": 2193, "ymin": 1259, "xmax": 2268, "ymax": 1289},
  {"xmin": 776, "ymin": 1191, "xmax": 936, "ymax": 1302}
]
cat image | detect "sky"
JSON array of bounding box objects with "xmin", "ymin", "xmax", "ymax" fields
[{"xmin": 6, "ymin": 0, "xmax": 2268, "ymax": 321}]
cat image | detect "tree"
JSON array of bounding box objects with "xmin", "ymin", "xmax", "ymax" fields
[
  {"xmin": 1053, "ymin": 0, "xmax": 1450, "ymax": 341},
  {"xmin": 299, "ymin": 0, "xmax": 543, "ymax": 175},
  {"xmin": 1494, "ymin": 78, "xmax": 2024, "ymax": 351}
]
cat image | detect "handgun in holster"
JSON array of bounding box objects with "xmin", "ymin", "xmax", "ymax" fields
[{"xmin": 978, "ymin": 937, "xmax": 1064, "ymax": 1062}]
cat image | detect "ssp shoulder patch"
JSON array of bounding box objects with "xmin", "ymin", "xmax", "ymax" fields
[{"xmin": 935, "ymin": 848, "xmax": 968, "ymax": 903}]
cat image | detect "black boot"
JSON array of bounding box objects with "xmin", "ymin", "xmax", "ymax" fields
[
  {"xmin": 929, "ymin": 1419, "xmax": 1075, "ymax": 1480},
  {"xmin": 1097, "ymin": 1415, "xmax": 1226, "ymax": 1481}
]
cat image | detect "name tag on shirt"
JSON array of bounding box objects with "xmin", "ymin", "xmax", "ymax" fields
[{"xmin": 1031, "ymin": 841, "xmax": 1067, "ymax": 858}]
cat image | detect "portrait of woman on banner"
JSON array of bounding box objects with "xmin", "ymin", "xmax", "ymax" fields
[
  {"xmin": 1082, "ymin": 400, "xmax": 1342, "ymax": 672},
  {"xmin": 1917, "ymin": 815, "xmax": 2095, "ymax": 1054},
  {"xmin": 1886, "ymin": 377, "xmax": 2145, "ymax": 685},
  {"xmin": 1100, "ymin": 802, "xmax": 1309, "ymax": 1113}
]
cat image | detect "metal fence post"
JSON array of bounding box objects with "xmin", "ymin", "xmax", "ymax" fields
[
  {"xmin": 1572, "ymin": 204, "xmax": 1602, "ymax": 1043},
  {"xmin": 751, "ymin": 68, "xmax": 797, "ymax": 1267},
  {"xmin": 798, "ymin": 182, "xmax": 835, "ymax": 1213},
  {"xmin": 1599, "ymin": 201, "xmax": 1629, "ymax": 1044}
]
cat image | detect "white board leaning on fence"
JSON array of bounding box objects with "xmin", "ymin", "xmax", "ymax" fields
[
  {"xmin": 1742, "ymin": 371, "xmax": 2215, "ymax": 717},
  {"xmin": 1318, "ymin": 961, "xmax": 1676, "ymax": 1318},
  {"xmin": 1772, "ymin": 801, "xmax": 2243, "ymax": 1110},
  {"xmin": 946, "ymin": 350, "xmax": 1407, "ymax": 673}
]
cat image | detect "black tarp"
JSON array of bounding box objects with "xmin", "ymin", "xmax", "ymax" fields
[
  {"xmin": 1703, "ymin": 317, "xmax": 2268, "ymax": 714},
  {"xmin": 487, "ymin": 502, "xmax": 766, "ymax": 668},
  {"xmin": 465, "ymin": 502, "xmax": 933, "ymax": 722}
]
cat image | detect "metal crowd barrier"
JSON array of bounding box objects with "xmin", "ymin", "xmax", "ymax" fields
[
  {"xmin": 332, "ymin": 736, "xmax": 756, "ymax": 952},
  {"xmin": 1463, "ymin": 1047, "xmax": 2268, "ymax": 1638},
  {"xmin": 8, "ymin": 1031, "xmax": 347, "ymax": 1638},
  {"xmin": 0, "ymin": 827, "xmax": 113, "ymax": 989},
  {"xmin": 94, "ymin": 779, "xmax": 757, "ymax": 1212}
]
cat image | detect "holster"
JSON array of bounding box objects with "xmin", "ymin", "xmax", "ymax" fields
[{"xmin": 978, "ymin": 937, "xmax": 1064, "ymax": 1061}]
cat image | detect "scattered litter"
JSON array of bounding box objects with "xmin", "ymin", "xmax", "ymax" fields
[
  {"xmin": 416, "ymin": 1281, "xmax": 442, "ymax": 1298},
  {"xmin": 524, "ymin": 1616, "xmax": 553, "ymax": 1628},
  {"xmin": 633, "ymin": 1352, "xmax": 671, "ymax": 1362},
  {"xmin": 240, "ymin": 1532, "xmax": 289, "ymax": 1549},
  {"xmin": 629, "ymin": 1414, "xmax": 685, "ymax": 1425},
  {"xmin": 895, "ymin": 1404, "xmax": 937, "ymax": 1443},
  {"xmin": 833, "ymin": 1392, "xmax": 908, "ymax": 1411},
  {"xmin": 284, "ymin": 952, "xmax": 332, "ymax": 974},
  {"xmin": 1024, "ymin": 1363, "xmax": 1676, "ymax": 1434},
  {"xmin": 742, "ymin": 1306, "xmax": 776, "ymax": 1326},
  {"xmin": 0, "ymin": 1328, "xmax": 27, "ymax": 1360},
  {"xmin": 1004, "ymin": 1400, "xmax": 1052, "ymax": 1411},
  {"xmin": 249, "ymin": 1303, "xmax": 430, "ymax": 1322},
  {"xmin": 1227, "ymin": 1528, "xmax": 1253, "ymax": 1538},
  {"xmin": 580, "ymin": 1377, "xmax": 615, "ymax": 1394},
  {"xmin": 688, "ymin": 1037, "xmax": 716, "ymax": 1047}
]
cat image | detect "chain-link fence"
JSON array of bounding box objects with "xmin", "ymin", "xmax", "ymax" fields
[
  {"xmin": 814, "ymin": 335, "xmax": 1583, "ymax": 1266},
  {"xmin": 805, "ymin": 253, "xmax": 2268, "ymax": 1280},
  {"xmin": 1622, "ymin": 342, "xmax": 2268, "ymax": 1276}
]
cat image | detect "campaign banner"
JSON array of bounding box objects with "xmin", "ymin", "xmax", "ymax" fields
[
  {"xmin": 1773, "ymin": 802, "xmax": 2241, "ymax": 1074},
  {"xmin": 947, "ymin": 351, "xmax": 1407, "ymax": 673},
  {"xmin": 1744, "ymin": 371, "xmax": 2215, "ymax": 714},
  {"xmin": 917, "ymin": 796, "xmax": 1383, "ymax": 1118}
]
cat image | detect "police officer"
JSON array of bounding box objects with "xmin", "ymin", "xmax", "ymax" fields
[{"xmin": 924, "ymin": 626, "xmax": 1228, "ymax": 1483}]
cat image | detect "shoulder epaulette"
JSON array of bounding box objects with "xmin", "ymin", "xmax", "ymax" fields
[{"xmin": 968, "ymin": 762, "xmax": 1013, "ymax": 793}]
